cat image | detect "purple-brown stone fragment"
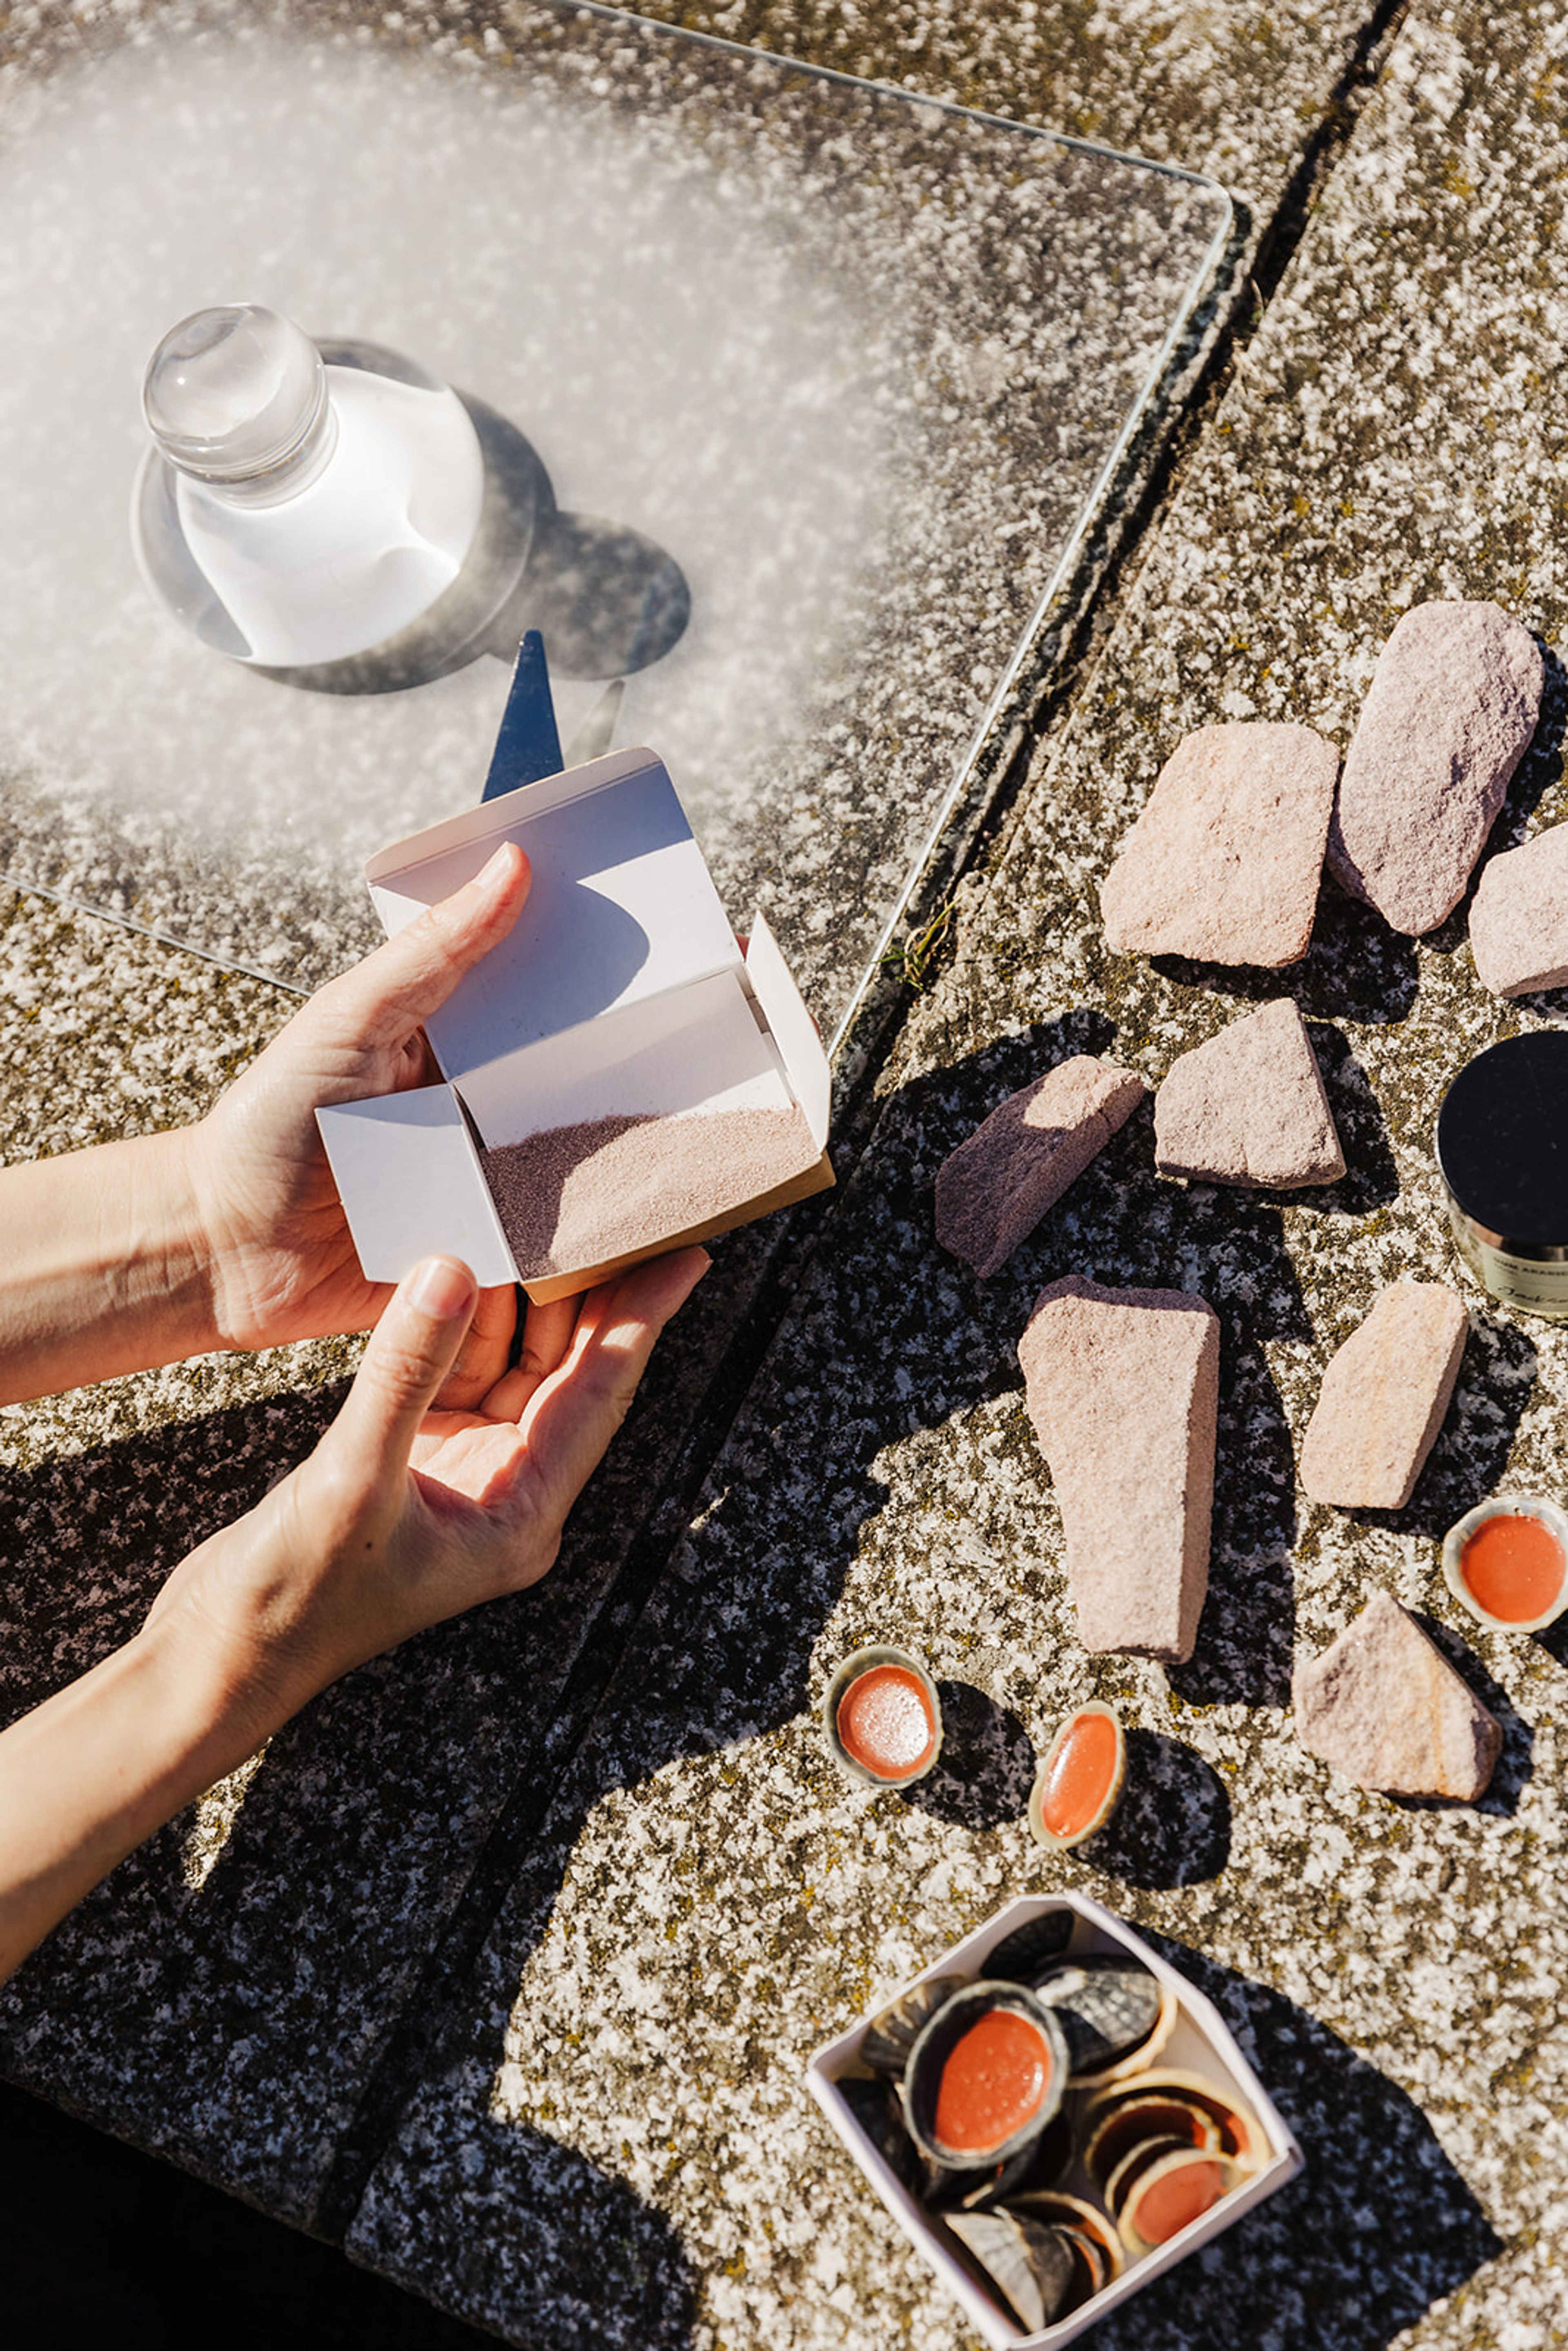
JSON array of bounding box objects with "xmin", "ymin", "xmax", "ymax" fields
[
  {"xmin": 1153, "ymin": 1000, "xmax": 1345, "ymax": 1189},
  {"xmin": 1293, "ymin": 1590, "xmax": 1501, "ymax": 1800},
  {"xmin": 1468, "ymin": 823, "xmax": 1568, "ymax": 997},
  {"xmin": 1018, "ymin": 1276, "xmax": 1219, "ymax": 1664},
  {"xmin": 935, "ymin": 1056, "xmax": 1147, "ymax": 1277},
  {"xmin": 1327, "ymin": 600, "xmax": 1543, "ymax": 934},
  {"xmin": 1100, "ymin": 721, "xmax": 1339, "ymax": 967},
  {"xmin": 1298, "ymin": 1280, "xmax": 1468, "ymax": 1509}
]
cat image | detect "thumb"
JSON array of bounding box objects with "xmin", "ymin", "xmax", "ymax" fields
[
  {"xmin": 325, "ymin": 839, "xmax": 531, "ymax": 1049},
  {"xmin": 328, "ymin": 1257, "xmax": 479, "ymax": 1480}
]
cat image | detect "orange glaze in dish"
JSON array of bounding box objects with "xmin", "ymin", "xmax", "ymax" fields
[
  {"xmin": 1126, "ymin": 2154, "xmax": 1227, "ymax": 2244},
  {"xmin": 932, "ymin": 2009, "xmax": 1051, "ymax": 2154},
  {"xmin": 1039, "ymin": 1709, "xmax": 1120, "ymax": 1840},
  {"xmin": 835, "ymin": 1665, "xmax": 937, "ymax": 1778},
  {"xmin": 1461, "ymin": 1514, "xmax": 1565, "ymax": 1623}
]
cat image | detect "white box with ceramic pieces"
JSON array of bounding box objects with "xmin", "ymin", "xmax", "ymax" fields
[
  {"xmin": 805, "ymin": 1891, "xmax": 1303, "ymax": 2349},
  {"xmin": 317, "ymin": 747, "xmax": 834, "ymax": 1304}
]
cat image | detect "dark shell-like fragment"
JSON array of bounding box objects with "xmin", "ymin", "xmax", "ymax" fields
[
  {"xmin": 903, "ymin": 1981, "xmax": 1069, "ymax": 2171},
  {"xmin": 922, "ymin": 2106, "xmax": 1072, "ymax": 2212},
  {"xmin": 984, "ymin": 1910, "xmax": 1075, "ymax": 1987},
  {"xmin": 1006, "ymin": 2190, "xmax": 1124, "ymax": 2285},
  {"xmin": 946, "ymin": 2212, "xmax": 1076, "ymax": 2334},
  {"xmin": 1083, "ymin": 2092, "xmax": 1219, "ymax": 2191},
  {"xmin": 1103, "ymin": 2132, "xmax": 1192, "ymax": 2221},
  {"xmin": 1032, "ymin": 1956, "xmax": 1163, "ymax": 2077},
  {"xmin": 861, "ymin": 1973, "xmax": 964, "ymax": 2079},
  {"xmin": 837, "ymin": 2076, "xmax": 921, "ymax": 2194}
]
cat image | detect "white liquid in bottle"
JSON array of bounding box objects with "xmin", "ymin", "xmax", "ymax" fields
[{"xmin": 132, "ymin": 304, "xmax": 484, "ymax": 668}]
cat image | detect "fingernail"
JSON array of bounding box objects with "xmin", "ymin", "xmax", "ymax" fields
[
  {"xmin": 474, "ymin": 841, "xmax": 522, "ymax": 894},
  {"xmin": 410, "ymin": 1256, "xmax": 477, "ymax": 1321}
]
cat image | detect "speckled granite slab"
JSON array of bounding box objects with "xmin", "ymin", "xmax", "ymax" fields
[
  {"xmin": 345, "ymin": 6, "xmax": 1568, "ymax": 2344},
  {"xmin": 0, "ymin": 0, "xmax": 1394, "ymax": 2246}
]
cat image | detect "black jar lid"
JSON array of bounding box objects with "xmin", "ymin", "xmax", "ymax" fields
[{"xmin": 1437, "ymin": 1032, "xmax": 1568, "ymax": 1249}]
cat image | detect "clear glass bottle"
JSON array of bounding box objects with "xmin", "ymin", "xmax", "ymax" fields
[{"xmin": 131, "ymin": 304, "xmax": 485, "ymax": 668}]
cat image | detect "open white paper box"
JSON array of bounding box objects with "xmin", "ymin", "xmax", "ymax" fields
[
  {"xmin": 316, "ymin": 747, "xmax": 834, "ymax": 1304},
  {"xmin": 806, "ymin": 1892, "xmax": 1303, "ymax": 2349}
]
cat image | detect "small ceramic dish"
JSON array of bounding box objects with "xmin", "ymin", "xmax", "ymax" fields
[
  {"xmin": 1028, "ymin": 1703, "xmax": 1126, "ymax": 1850},
  {"xmin": 822, "ymin": 1645, "xmax": 944, "ymax": 1790},
  {"xmin": 1441, "ymin": 1493, "xmax": 1568, "ymax": 1633}
]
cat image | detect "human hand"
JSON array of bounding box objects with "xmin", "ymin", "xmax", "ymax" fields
[
  {"xmin": 183, "ymin": 841, "xmax": 531, "ymax": 1381},
  {"xmin": 0, "ymin": 1242, "xmax": 706, "ymax": 1986},
  {"xmin": 146, "ymin": 1244, "xmax": 709, "ymax": 1726}
]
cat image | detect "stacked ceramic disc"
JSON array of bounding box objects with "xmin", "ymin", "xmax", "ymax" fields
[{"xmin": 838, "ymin": 1918, "xmax": 1264, "ymax": 2335}]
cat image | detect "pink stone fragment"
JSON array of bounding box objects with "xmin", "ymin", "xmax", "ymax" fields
[
  {"xmin": 935, "ymin": 1056, "xmax": 1147, "ymax": 1278},
  {"xmin": 1328, "ymin": 599, "xmax": 1543, "ymax": 935},
  {"xmin": 1293, "ymin": 1590, "xmax": 1501, "ymax": 1801},
  {"xmin": 1100, "ymin": 721, "xmax": 1339, "ymax": 967},
  {"xmin": 1153, "ymin": 1000, "xmax": 1345, "ymax": 1189},
  {"xmin": 1298, "ymin": 1280, "xmax": 1468, "ymax": 1510},
  {"xmin": 1469, "ymin": 823, "xmax": 1568, "ymax": 997},
  {"xmin": 1018, "ymin": 1276, "xmax": 1219, "ymax": 1664}
]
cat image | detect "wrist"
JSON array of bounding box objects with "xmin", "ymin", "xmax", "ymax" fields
[{"xmin": 0, "ymin": 1125, "xmax": 222, "ymax": 1406}]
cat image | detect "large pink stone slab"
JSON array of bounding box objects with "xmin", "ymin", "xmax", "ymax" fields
[
  {"xmin": 1153, "ymin": 999, "xmax": 1345, "ymax": 1188},
  {"xmin": 1298, "ymin": 1280, "xmax": 1468, "ymax": 1509},
  {"xmin": 1018, "ymin": 1276, "xmax": 1219, "ymax": 1664},
  {"xmin": 1293, "ymin": 1590, "xmax": 1501, "ymax": 1800},
  {"xmin": 935, "ymin": 1055, "xmax": 1147, "ymax": 1277},
  {"xmin": 1100, "ymin": 721, "xmax": 1339, "ymax": 966},
  {"xmin": 1328, "ymin": 599, "xmax": 1543, "ymax": 934},
  {"xmin": 1469, "ymin": 823, "xmax": 1568, "ymax": 997}
]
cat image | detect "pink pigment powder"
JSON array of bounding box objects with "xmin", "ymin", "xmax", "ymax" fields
[{"xmin": 480, "ymin": 1104, "xmax": 818, "ymax": 1279}]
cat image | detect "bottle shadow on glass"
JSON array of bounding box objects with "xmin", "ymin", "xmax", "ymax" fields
[
  {"xmin": 901, "ymin": 1681, "xmax": 1036, "ymax": 1830},
  {"xmin": 1079, "ymin": 1728, "xmax": 1231, "ymax": 1889},
  {"xmin": 259, "ymin": 381, "xmax": 690, "ymax": 698}
]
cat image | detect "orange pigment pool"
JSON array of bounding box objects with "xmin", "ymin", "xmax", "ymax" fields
[
  {"xmin": 1038, "ymin": 1709, "xmax": 1119, "ymax": 1841},
  {"xmin": 1460, "ymin": 1514, "xmax": 1564, "ymax": 1623},
  {"xmin": 835, "ymin": 1665, "xmax": 937, "ymax": 1779},
  {"xmin": 1126, "ymin": 2153, "xmax": 1227, "ymax": 2244},
  {"xmin": 932, "ymin": 2008, "xmax": 1052, "ymax": 2154}
]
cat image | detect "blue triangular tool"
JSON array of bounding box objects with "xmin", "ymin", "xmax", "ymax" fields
[{"xmin": 481, "ymin": 630, "xmax": 565, "ymax": 802}]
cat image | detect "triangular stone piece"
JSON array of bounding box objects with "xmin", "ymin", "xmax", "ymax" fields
[
  {"xmin": 1018, "ymin": 1276, "xmax": 1218, "ymax": 1664},
  {"xmin": 1154, "ymin": 999, "xmax": 1345, "ymax": 1188},
  {"xmin": 935, "ymin": 1055, "xmax": 1146, "ymax": 1278},
  {"xmin": 1293, "ymin": 1591, "xmax": 1500, "ymax": 1800}
]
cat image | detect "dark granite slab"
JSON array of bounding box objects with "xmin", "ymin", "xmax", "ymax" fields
[{"xmin": 347, "ymin": 0, "xmax": 1568, "ymax": 2342}]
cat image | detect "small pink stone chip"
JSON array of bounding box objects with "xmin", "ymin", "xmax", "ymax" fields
[
  {"xmin": 935, "ymin": 1056, "xmax": 1146, "ymax": 1278},
  {"xmin": 1298, "ymin": 1280, "xmax": 1468, "ymax": 1510},
  {"xmin": 1100, "ymin": 720, "xmax": 1339, "ymax": 967},
  {"xmin": 1469, "ymin": 823, "xmax": 1568, "ymax": 997}
]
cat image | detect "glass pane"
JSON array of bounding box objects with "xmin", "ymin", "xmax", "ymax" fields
[{"xmin": 0, "ymin": 3, "xmax": 1229, "ymax": 1041}]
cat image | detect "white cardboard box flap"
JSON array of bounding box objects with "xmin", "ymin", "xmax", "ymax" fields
[
  {"xmin": 366, "ymin": 748, "xmax": 741, "ymax": 1079},
  {"xmin": 456, "ymin": 969, "xmax": 794, "ymax": 1147},
  {"xmin": 744, "ymin": 911, "xmax": 831, "ymax": 1149},
  {"xmin": 315, "ymin": 1085, "xmax": 515, "ymax": 1288}
]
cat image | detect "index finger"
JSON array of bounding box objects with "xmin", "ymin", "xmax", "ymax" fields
[{"xmin": 516, "ymin": 1249, "xmax": 710, "ymax": 1525}]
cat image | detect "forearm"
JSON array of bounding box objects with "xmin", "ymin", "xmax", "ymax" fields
[
  {"xmin": 0, "ymin": 1129, "xmax": 219, "ymax": 1405},
  {"xmin": 0, "ymin": 1613, "xmax": 270, "ymax": 1985}
]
